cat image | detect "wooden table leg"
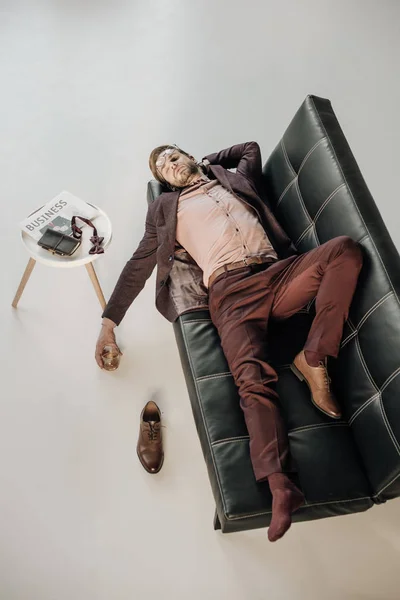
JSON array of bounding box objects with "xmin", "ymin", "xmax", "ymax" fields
[
  {"xmin": 85, "ymin": 263, "xmax": 106, "ymax": 309},
  {"xmin": 12, "ymin": 257, "xmax": 36, "ymax": 308}
]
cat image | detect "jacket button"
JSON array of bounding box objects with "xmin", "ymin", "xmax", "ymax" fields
[
  {"xmin": 168, "ymin": 255, "xmax": 173, "ymax": 261},
  {"xmin": 160, "ymin": 280, "xmax": 165, "ymax": 286}
]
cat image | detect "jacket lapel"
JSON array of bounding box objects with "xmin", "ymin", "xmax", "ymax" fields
[
  {"xmin": 209, "ymin": 164, "xmax": 264, "ymax": 218},
  {"xmin": 209, "ymin": 164, "xmax": 234, "ymax": 194},
  {"xmin": 160, "ymin": 191, "xmax": 180, "ymax": 250}
]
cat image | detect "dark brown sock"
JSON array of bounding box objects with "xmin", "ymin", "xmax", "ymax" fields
[{"xmin": 267, "ymin": 473, "xmax": 305, "ymax": 542}]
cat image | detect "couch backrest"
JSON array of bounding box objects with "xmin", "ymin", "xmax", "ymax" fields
[{"xmin": 262, "ymin": 94, "xmax": 400, "ymax": 501}]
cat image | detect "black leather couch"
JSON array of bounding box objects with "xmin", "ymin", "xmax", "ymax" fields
[{"xmin": 148, "ymin": 95, "xmax": 400, "ymax": 533}]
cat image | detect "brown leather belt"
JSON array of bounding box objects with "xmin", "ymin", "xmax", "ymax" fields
[{"xmin": 208, "ymin": 256, "xmax": 277, "ymax": 288}]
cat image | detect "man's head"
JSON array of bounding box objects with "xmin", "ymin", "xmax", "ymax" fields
[{"xmin": 149, "ymin": 145, "xmax": 202, "ymax": 190}]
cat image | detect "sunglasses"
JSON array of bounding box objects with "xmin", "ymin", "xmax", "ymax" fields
[{"xmin": 155, "ymin": 145, "xmax": 180, "ymax": 170}]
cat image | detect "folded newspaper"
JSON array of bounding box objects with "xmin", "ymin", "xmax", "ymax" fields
[{"xmin": 19, "ymin": 191, "xmax": 99, "ymax": 242}]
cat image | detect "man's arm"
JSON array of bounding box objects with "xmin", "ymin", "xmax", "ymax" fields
[
  {"xmin": 202, "ymin": 141, "xmax": 262, "ymax": 185},
  {"xmin": 101, "ymin": 207, "xmax": 158, "ymax": 326}
]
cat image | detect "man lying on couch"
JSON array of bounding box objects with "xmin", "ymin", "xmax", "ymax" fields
[{"xmin": 95, "ymin": 141, "xmax": 363, "ymax": 542}]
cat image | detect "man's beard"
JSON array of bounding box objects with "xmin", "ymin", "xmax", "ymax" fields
[{"xmin": 175, "ymin": 162, "xmax": 200, "ymax": 187}]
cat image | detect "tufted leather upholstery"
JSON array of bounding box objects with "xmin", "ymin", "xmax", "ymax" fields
[{"xmin": 147, "ymin": 95, "xmax": 400, "ymax": 533}]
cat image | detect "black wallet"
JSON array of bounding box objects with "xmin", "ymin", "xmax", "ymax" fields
[{"xmin": 37, "ymin": 228, "xmax": 81, "ymax": 256}]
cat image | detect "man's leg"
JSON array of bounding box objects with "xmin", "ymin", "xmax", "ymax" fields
[
  {"xmin": 270, "ymin": 236, "xmax": 363, "ymax": 418},
  {"xmin": 209, "ymin": 269, "xmax": 288, "ymax": 480},
  {"xmin": 208, "ymin": 266, "xmax": 304, "ymax": 542},
  {"xmin": 271, "ymin": 236, "xmax": 363, "ymax": 362}
]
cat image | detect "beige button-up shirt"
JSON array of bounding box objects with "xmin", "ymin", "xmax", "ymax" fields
[{"xmin": 176, "ymin": 175, "xmax": 278, "ymax": 288}]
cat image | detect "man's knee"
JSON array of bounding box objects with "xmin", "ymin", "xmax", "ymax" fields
[{"xmin": 334, "ymin": 235, "xmax": 363, "ymax": 265}]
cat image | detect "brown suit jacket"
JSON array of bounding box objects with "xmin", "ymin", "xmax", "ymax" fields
[{"xmin": 102, "ymin": 142, "xmax": 298, "ymax": 325}]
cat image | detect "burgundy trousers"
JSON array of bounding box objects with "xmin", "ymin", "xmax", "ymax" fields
[{"xmin": 208, "ymin": 236, "xmax": 363, "ymax": 482}]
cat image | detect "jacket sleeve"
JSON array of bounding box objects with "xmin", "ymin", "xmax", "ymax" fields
[
  {"xmin": 102, "ymin": 207, "xmax": 158, "ymax": 326},
  {"xmin": 203, "ymin": 141, "xmax": 262, "ymax": 185}
]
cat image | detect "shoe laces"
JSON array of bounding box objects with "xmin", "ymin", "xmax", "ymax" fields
[
  {"xmin": 147, "ymin": 421, "xmax": 159, "ymax": 441},
  {"xmin": 318, "ymin": 360, "xmax": 331, "ymax": 389}
]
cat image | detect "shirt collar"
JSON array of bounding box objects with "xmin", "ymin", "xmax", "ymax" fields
[{"xmin": 181, "ymin": 173, "xmax": 210, "ymax": 191}]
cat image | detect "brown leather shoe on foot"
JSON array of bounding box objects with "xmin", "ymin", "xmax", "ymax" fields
[
  {"xmin": 137, "ymin": 401, "xmax": 164, "ymax": 473},
  {"xmin": 290, "ymin": 350, "xmax": 342, "ymax": 419}
]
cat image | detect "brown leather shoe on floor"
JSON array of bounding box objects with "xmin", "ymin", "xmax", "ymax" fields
[
  {"xmin": 137, "ymin": 401, "xmax": 164, "ymax": 474},
  {"xmin": 290, "ymin": 350, "xmax": 342, "ymax": 420}
]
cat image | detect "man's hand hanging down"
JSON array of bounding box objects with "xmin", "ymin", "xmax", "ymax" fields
[{"xmin": 95, "ymin": 317, "xmax": 122, "ymax": 369}]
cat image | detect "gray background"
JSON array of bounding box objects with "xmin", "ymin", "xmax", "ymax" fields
[{"xmin": 1, "ymin": 1, "xmax": 400, "ymax": 599}]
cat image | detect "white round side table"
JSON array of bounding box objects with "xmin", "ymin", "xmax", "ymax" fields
[{"xmin": 12, "ymin": 203, "xmax": 112, "ymax": 309}]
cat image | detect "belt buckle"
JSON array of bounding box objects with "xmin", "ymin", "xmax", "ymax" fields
[
  {"xmin": 249, "ymin": 256, "xmax": 265, "ymax": 269},
  {"xmin": 246, "ymin": 256, "xmax": 258, "ymax": 267}
]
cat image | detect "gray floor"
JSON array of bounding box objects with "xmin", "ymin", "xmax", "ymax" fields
[{"xmin": 2, "ymin": 1, "xmax": 400, "ymax": 599}]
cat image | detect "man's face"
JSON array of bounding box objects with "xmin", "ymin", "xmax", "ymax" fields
[{"xmin": 156, "ymin": 148, "xmax": 199, "ymax": 188}]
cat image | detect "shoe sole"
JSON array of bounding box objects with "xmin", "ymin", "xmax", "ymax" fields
[
  {"xmin": 290, "ymin": 362, "xmax": 342, "ymax": 420},
  {"xmin": 136, "ymin": 448, "xmax": 164, "ymax": 474}
]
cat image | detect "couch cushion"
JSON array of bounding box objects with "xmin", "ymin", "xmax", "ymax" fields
[{"xmin": 174, "ymin": 308, "xmax": 373, "ymax": 533}]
